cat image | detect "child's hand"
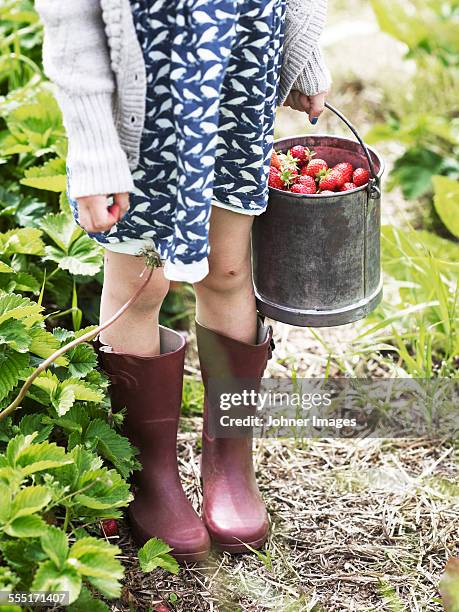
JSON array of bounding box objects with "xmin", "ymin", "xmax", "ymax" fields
[
  {"xmin": 76, "ymin": 193, "xmax": 130, "ymax": 233},
  {"xmin": 284, "ymin": 91, "xmax": 328, "ymax": 125}
]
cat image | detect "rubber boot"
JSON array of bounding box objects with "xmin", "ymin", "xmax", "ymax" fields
[
  {"xmin": 95, "ymin": 327, "xmax": 211, "ymax": 562},
  {"xmin": 196, "ymin": 319, "xmax": 274, "ymax": 552}
]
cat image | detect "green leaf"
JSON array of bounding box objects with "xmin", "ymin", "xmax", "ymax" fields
[
  {"xmin": 40, "ymin": 213, "xmax": 103, "ymax": 276},
  {"xmin": 0, "ymin": 483, "xmax": 12, "ymax": 523},
  {"xmin": 0, "ymin": 261, "xmax": 13, "ymax": 273},
  {"xmin": 41, "ymin": 526, "xmax": 69, "ymax": 570},
  {"xmin": 32, "ymin": 560, "xmax": 82, "ymax": 605},
  {"xmin": 10, "ymin": 485, "xmax": 52, "ymax": 519},
  {"xmin": 0, "ymin": 293, "xmax": 43, "ymax": 325},
  {"xmin": 66, "ymin": 343, "xmax": 98, "ymax": 379},
  {"xmin": 68, "ymin": 586, "xmax": 110, "ymax": 612},
  {"xmin": 84, "ymin": 419, "xmax": 137, "ymax": 479},
  {"xmin": 61, "ymin": 379, "xmax": 104, "ymax": 404},
  {"xmin": 39, "ymin": 212, "xmax": 81, "ymax": 252},
  {"xmin": 51, "ymin": 385, "xmax": 76, "ymax": 417},
  {"xmin": 432, "ymin": 176, "xmax": 459, "ymax": 239},
  {"xmin": 138, "ymin": 537, "xmax": 180, "ymax": 575},
  {"xmin": 69, "ymin": 538, "xmax": 123, "ymax": 599},
  {"xmin": 4, "ymin": 515, "xmax": 48, "ymax": 538},
  {"xmin": 0, "ymin": 319, "xmax": 30, "ymax": 352},
  {"xmin": 0, "ymin": 228, "xmax": 45, "ymax": 257},
  {"xmin": 0, "ymin": 350, "xmax": 29, "ymax": 402},
  {"xmin": 29, "ymin": 327, "xmax": 68, "ymax": 365},
  {"xmin": 6, "ymin": 434, "xmax": 73, "ymax": 475},
  {"xmin": 390, "ymin": 148, "xmax": 444, "ymax": 199},
  {"xmin": 20, "ymin": 158, "xmax": 67, "ymax": 192}
]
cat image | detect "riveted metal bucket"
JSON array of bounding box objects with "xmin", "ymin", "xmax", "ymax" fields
[{"xmin": 252, "ymin": 104, "xmax": 385, "ymax": 327}]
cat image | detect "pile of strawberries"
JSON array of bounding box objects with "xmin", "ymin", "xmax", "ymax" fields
[{"xmin": 269, "ymin": 145, "xmax": 370, "ymax": 196}]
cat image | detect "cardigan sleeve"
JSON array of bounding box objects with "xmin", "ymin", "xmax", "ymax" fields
[
  {"xmin": 279, "ymin": 0, "xmax": 331, "ymax": 103},
  {"xmin": 35, "ymin": 0, "xmax": 134, "ymax": 199}
]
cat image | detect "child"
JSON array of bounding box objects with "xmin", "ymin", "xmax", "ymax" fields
[{"xmin": 36, "ymin": 0, "xmax": 330, "ymax": 561}]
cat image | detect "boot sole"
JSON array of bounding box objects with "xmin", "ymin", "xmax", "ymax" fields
[{"xmin": 210, "ymin": 533, "xmax": 268, "ymax": 554}]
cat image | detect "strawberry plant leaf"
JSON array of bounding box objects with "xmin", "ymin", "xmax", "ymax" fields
[
  {"xmin": 84, "ymin": 419, "xmax": 138, "ymax": 479},
  {"xmin": 0, "ymin": 293, "xmax": 43, "ymax": 325},
  {"xmin": 0, "ymin": 261, "xmax": 14, "ymax": 273},
  {"xmin": 0, "ymin": 483, "xmax": 12, "ymax": 523},
  {"xmin": 29, "ymin": 327, "xmax": 68, "ymax": 365},
  {"xmin": 69, "ymin": 537, "xmax": 123, "ymax": 599},
  {"xmin": 31, "ymin": 560, "xmax": 82, "ymax": 604},
  {"xmin": 0, "ymin": 319, "xmax": 31, "ymax": 353},
  {"xmin": 39, "ymin": 212, "xmax": 81, "ymax": 252},
  {"xmin": 40, "ymin": 526, "xmax": 69, "ymax": 570},
  {"xmin": 68, "ymin": 586, "xmax": 110, "ymax": 612},
  {"xmin": 433, "ymin": 176, "xmax": 459, "ymax": 239},
  {"xmin": 0, "ymin": 228, "xmax": 45, "ymax": 257},
  {"xmin": 61, "ymin": 379, "xmax": 104, "ymax": 404},
  {"xmin": 4, "ymin": 514, "xmax": 48, "ymax": 538},
  {"xmin": 10, "ymin": 485, "xmax": 52, "ymax": 520},
  {"xmin": 51, "ymin": 385, "xmax": 76, "ymax": 417},
  {"xmin": 5, "ymin": 434, "xmax": 72, "ymax": 476},
  {"xmin": 20, "ymin": 158, "xmax": 67, "ymax": 193},
  {"xmin": 65, "ymin": 344, "xmax": 97, "ymax": 379},
  {"xmin": 0, "ymin": 349, "xmax": 29, "ymax": 402},
  {"xmin": 138, "ymin": 537, "xmax": 180, "ymax": 575}
]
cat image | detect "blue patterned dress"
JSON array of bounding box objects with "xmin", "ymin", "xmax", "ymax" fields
[{"xmin": 71, "ymin": 0, "xmax": 286, "ymax": 282}]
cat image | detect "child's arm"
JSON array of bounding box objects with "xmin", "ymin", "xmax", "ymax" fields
[
  {"xmin": 280, "ymin": 0, "xmax": 331, "ymax": 117},
  {"xmin": 35, "ymin": 1, "xmax": 134, "ymax": 200}
]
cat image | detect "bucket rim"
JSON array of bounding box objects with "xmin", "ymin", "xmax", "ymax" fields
[{"xmin": 271, "ymin": 133, "xmax": 385, "ymax": 199}]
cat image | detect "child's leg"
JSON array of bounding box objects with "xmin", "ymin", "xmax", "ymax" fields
[
  {"xmin": 194, "ymin": 206, "xmax": 257, "ymax": 343},
  {"xmin": 99, "ymin": 250, "xmax": 170, "ymax": 356}
]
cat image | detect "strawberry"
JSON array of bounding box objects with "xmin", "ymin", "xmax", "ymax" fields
[
  {"xmin": 302, "ymin": 159, "xmax": 328, "ymax": 178},
  {"xmin": 318, "ymin": 169, "xmax": 339, "ymax": 191},
  {"xmin": 320, "ymin": 190, "xmax": 335, "ymax": 195},
  {"xmin": 268, "ymin": 167, "xmax": 284, "ymax": 190},
  {"xmin": 270, "ymin": 150, "xmax": 282, "ymax": 170},
  {"xmin": 340, "ymin": 182, "xmax": 357, "ymax": 191},
  {"xmin": 297, "ymin": 175, "xmax": 317, "ymax": 189},
  {"xmin": 280, "ymin": 166, "xmax": 299, "ymax": 188},
  {"xmin": 289, "ymin": 145, "xmax": 314, "ymax": 166},
  {"xmin": 353, "ymin": 168, "xmax": 370, "ymax": 187},
  {"xmin": 101, "ymin": 519, "xmax": 118, "ymax": 537},
  {"xmin": 154, "ymin": 605, "xmax": 170, "ymax": 612},
  {"xmin": 291, "ymin": 176, "xmax": 316, "ymax": 194},
  {"xmin": 332, "ymin": 162, "xmax": 354, "ymax": 186}
]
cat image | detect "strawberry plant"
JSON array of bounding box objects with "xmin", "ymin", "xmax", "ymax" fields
[{"xmin": 368, "ymin": 0, "xmax": 459, "ymax": 234}]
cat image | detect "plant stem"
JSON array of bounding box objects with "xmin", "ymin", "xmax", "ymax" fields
[
  {"xmin": 63, "ymin": 506, "xmax": 71, "ymax": 532},
  {"xmin": 0, "ymin": 265, "xmax": 154, "ymax": 422}
]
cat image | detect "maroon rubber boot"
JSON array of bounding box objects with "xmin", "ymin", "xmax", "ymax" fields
[
  {"xmin": 95, "ymin": 327, "xmax": 211, "ymax": 563},
  {"xmin": 196, "ymin": 319, "xmax": 273, "ymax": 553}
]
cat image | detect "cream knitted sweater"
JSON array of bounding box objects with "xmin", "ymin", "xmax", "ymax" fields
[{"xmin": 36, "ymin": 0, "xmax": 330, "ymax": 200}]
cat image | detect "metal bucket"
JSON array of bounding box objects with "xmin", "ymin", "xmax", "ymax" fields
[{"xmin": 252, "ymin": 103, "xmax": 385, "ymax": 327}]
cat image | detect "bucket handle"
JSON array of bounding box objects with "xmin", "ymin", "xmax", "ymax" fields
[{"xmin": 324, "ymin": 102, "xmax": 381, "ymax": 199}]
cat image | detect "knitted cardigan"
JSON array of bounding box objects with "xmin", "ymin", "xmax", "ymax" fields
[{"xmin": 35, "ymin": 0, "xmax": 330, "ymax": 200}]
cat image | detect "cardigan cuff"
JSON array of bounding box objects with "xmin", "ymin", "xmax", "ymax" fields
[
  {"xmin": 291, "ymin": 46, "xmax": 332, "ymax": 97},
  {"xmin": 56, "ymin": 90, "xmax": 134, "ymax": 199}
]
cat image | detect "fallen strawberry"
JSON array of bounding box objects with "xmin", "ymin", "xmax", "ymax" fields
[
  {"xmin": 289, "ymin": 145, "xmax": 314, "ymax": 166},
  {"xmin": 270, "ymin": 150, "xmax": 282, "ymax": 170},
  {"xmin": 154, "ymin": 605, "xmax": 170, "ymax": 612},
  {"xmin": 302, "ymin": 158, "xmax": 328, "ymax": 178},
  {"xmin": 268, "ymin": 167, "xmax": 285, "ymax": 190},
  {"xmin": 340, "ymin": 182, "xmax": 357, "ymax": 191},
  {"xmin": 101, "ymin": 519, "xmax": 119, "ymax": 537},
  {"xmin": 353, "ymin": 168, "xmax": 370, "ymax": 187},
  {"xmin": 332, "ymin": 162, "xmax": 354, "ymax": 186}
]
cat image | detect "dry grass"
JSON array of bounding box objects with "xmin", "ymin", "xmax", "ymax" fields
[{"xmin": 107, "ymin": 423, "xmax": 457, "ymax": 612}]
